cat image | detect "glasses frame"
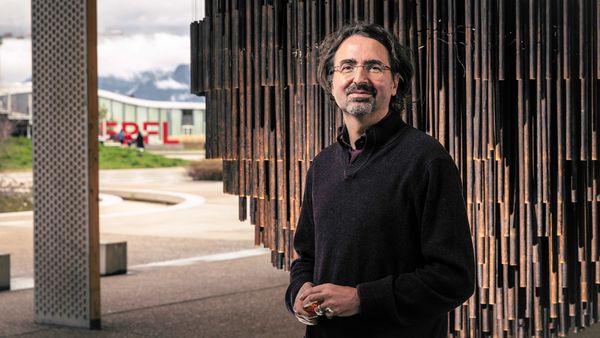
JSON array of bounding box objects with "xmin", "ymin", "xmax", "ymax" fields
[{"xmin": 332, "ymin": 63, "xmax": 392, "ymax": 78}]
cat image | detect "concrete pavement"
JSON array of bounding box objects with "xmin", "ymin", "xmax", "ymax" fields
[
  {"xmin": 1, "ymin": 167, "xmax": 599, "ymax": 337},
  {"xmin": 0, "ymin": 167, "xmax": 305, "ymax": 337}
]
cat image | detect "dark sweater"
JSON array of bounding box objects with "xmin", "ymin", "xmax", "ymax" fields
[{"xmin": 285, "ymin": 112, "xmax": 475, "ymax": 337}]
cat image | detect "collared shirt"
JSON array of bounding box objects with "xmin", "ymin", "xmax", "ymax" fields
[
  {"xmin": 337, "ymin": 128, "xmax": 367, "ymax": 164},
  {"xmin": 335, "ymin": 111, "xmax": 399, "ymax": 165}
]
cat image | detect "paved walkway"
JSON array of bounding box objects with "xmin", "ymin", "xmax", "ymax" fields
[
  {"xmin": 0, "ymin": 167, "xmax": 305, "ymax": 337},
  {"xmin": 1, "ymin": 168, "xmax": 599, "ymax": 337}
]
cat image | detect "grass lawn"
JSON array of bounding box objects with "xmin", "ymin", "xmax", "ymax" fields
[
  {"xmin": 99, "ymin": 145, "xmax": 187, "ymax": 169},
  {"xmin": 0, "ymin": 137, "xmax": 32, "ymax": 171},
  {"xmin": 0, "ymin": 137, "xmax": 188, "ymax": 171}
]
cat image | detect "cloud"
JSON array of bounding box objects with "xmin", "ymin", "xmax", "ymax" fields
[
  {"xmin": 0, "ymin": 33, "xmax": 190, "ymax": 84},
  {"xmin": 0, "ymin": 0, "xmax": 205, "ymax": 35},
  {"xmin": 156, "ymin": 79, "xmax": 188, "ymax": 90},
  {"xmin": 98, "ymin": 0, "xmax": 205, "ymax": 34},
  {"xmin": 98, "ymin": 33, "xmax": 190, "ymax": 79},
  {"xmin": 0, "ymin": 1, "xmax": 205, "ymax": 84},
  {"xmin": 0, "ymin": 39, "xmax": 32, "ymax": 84},
  {"xmin": 0, "ymin": 0, "xmax": 31, "ymax": 29}
]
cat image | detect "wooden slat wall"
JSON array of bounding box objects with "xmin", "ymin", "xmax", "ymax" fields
[{"xmin": 191, "ymin": 0, "xmax": 599, "ymax": 336}]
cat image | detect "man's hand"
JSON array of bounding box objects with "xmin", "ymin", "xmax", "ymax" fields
[
  {"xmin": 293, "ymin": 282, "xmax": 319, "ymax": 325},
  {"xmin": 302, "ymin": 283, "xmax": 360, "ymax": 318}
]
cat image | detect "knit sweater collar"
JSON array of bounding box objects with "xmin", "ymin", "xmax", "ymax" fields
[
  {"xmin": 336, "ymin": 111, "xmax": 407, "ymax": 178},
  {"xmin": 336, "ymin": 110, "xmax": 407, "ymax": 152}
]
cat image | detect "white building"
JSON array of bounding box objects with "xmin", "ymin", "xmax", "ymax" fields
[{"xmin": 0, "ymin": 84, "xmax": 206, "ymax": 144}]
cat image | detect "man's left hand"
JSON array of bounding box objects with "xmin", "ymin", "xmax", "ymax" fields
[{"xmin": 302, "ymin": 283, "xmax": 360, "ymax": 318}]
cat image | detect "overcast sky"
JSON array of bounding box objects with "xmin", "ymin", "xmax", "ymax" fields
[
  {"xmin": 0, "ymin": 0, "xmax": 205, "ymax": 35},
  {"xmin": 0, "ymin": 0, "xmax": 205, "ymax": 84}
]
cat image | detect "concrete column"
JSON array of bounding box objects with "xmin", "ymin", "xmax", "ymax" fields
[
  {"xmin": 31, "ymin": 0, "xmax": 100, "ymax": 329},
  {"xmin": 0, "ymin": 253, "xmax": 9, "ymax": 291}
]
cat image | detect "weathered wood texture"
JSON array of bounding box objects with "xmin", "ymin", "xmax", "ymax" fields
[{"xmin": 191, "ymin": 1, "xmax": 599, "ymax": 336}]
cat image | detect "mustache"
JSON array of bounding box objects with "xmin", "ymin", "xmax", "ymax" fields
[{"xmin": 345, "ymin": 83, "xmax": 377, "ymax": 96}]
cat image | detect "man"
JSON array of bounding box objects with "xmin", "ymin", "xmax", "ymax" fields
[{"xmin": 285, "ymin": 23, "xmax": 475, "ymax": 337}]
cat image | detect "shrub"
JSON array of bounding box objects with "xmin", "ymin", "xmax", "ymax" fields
[
  {"xmin": 175, "ymin": 135, "xmax": 206, "ymax": 150},
  {"xmin": 186, "ymin": 159, "xmax": 223, "ymax": 181},
  {"xmin": 0, "ymin": 177, "xmax": 33, "ymax": 212}
]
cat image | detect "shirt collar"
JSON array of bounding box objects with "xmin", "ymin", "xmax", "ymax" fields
[{"xmin": 338, "ymin": 126, "xmax": 366, "ymax": 150}]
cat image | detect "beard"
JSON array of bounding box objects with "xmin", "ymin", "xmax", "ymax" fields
[
  {"xmin": 346, "ymin": 97, "xmax": 376, "ymax": 116},
  {"xmin": 343, "ymin": 83, "xmax": 378, "ymax": 117}
]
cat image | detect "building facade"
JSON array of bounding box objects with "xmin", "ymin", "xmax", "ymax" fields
[{"xmin": 0, "ymin": 85, "xmax": 206, "ymax": 144}]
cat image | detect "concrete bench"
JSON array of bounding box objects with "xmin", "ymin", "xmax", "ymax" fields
[
  {"xmin": 100, "ymin": 242, "xmax": 127, "ymax": 276},
  {"xmin": 0, "ymin": 253, "xmax": 9, "ymax": 291}
]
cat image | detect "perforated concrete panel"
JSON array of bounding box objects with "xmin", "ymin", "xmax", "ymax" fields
[{"xmin": 32, "ymin": 0, "xmax": 100, "ymax": 329}]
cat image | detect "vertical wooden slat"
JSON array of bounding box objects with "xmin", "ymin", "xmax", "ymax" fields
[{"xmin": 192, "ymin": 1, "xmax": 600, "ymax": 336}]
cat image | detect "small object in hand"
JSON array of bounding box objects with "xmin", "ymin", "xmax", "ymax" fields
[
  {"xmin": 297, "ymin": 301, "xmax": 320, "ymax": 325},
  {"xmin": 296, "ymin": 313, "xmax": 319, "ymax": 326},
  {"xmin": 303, "ymin": 301, "xmax": 320, "ymax": 316},
  {"xmin": 325, "ymin": 307, "xmax": 334, "ymax": 319},
  {"xmin": 315, "ymin": 304, "xmax": 325, "ymax": 316}
]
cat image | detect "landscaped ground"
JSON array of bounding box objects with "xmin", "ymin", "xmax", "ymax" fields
[
  {"xmin": 0, "ymin": 137, "xmax": 222, "ymax": 212},
  {"xmin": 0, "ymin": 137, "xmax": 187, "ymax": 212},
  {"xmin": 0, "ymin": 177, "xmax": 32, "ymax": 213},
  {"xmin": 0, "ymin": 137, "xmax": 188, "ymax": 171}
]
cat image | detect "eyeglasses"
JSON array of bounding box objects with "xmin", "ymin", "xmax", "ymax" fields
[{"xmin": 332, "ymin": 63, "xmax": 392, "ymax": 78}]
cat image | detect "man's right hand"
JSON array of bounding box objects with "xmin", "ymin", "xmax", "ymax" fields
[{"xmin": 294, "ymin": 282, "xmax": 319, "ymax": 325}]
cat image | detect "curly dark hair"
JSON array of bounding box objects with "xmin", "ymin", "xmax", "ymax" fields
[{"xmin": 317, "ymin": 23, "xmax": 413, "ymax": 114}]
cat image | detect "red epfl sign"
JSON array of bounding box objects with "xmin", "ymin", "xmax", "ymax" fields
[{"xmin": 101, "ymin": 121, "xmax": 179, "ymax": 144}]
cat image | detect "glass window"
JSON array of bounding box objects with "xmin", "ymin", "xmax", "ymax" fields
[
  {"xmin": 169, "ymin": 109, "xmax": 182, "ymax": 136},
  {"xmin": 111, "ymin": 101, "xmax": 124, "ymax": 122},
  {"xmin": 193, "ymin": 110, "xmax": 205, "ymax": 134},
  {"xmin": 0, "ymin": 94, "xmax": 8, "ymax": 111},
  {"xmin": 182, "ymin": 109, "xmax": 193, "ymax": 126},
  {"xmin": 136, "ymin": 106, "xmax": 148, "ymax": 126},
  {"xmin": 124, "ymin": 104, "xmax": 136, "ymax": 122},
  {"xmin": 148, "ymin": 108, "xmax": 159, "ymax": 121}
]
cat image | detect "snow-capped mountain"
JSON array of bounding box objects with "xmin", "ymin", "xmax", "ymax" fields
[{"xmin": 98, "ymin": 64, "xmax": 205, "ymax": 103}]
